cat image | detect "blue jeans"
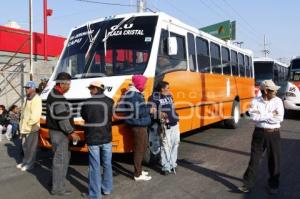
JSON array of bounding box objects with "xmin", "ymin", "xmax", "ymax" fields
[
  {"xmin": 11, "ymin": 123, "xmax": 19, "ymax": 137},
  {"xmin": 160, "ymin": 124, "xmax": 180, "ymax": 172},
  {"xmin": 88, "ymin": 143, "xmax": 113, "ymax": 199}
]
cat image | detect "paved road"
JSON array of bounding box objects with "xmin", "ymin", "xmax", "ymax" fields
[{"xmin": 0, "ymin": 115, "xmax": 300, "ymax": 199}]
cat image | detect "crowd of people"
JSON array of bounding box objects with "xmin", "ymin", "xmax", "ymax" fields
[{"xmin": 0, "ymin": 73, "xmax": 284, "ymax": 198}]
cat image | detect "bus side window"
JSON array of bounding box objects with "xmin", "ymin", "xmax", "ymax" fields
[
  {"xmin": 187, "ymin": 33, "xmax": 197, "ymax": 72},
  {"xmin": 196, "ymin": 37, "xmax": 210, "ymax": 73},
  {"xmin": 222, "ymin": 47, "xmax": 231, "ymax": 75},
  {"xmin": 231, "ymin": 50, "xmax": 238, "ymax": 76},
  {"xmin": 155, "ymin": 30, "xmax": 187, "ymax": 75},
  {"xmin": 245, "ymin": 55, "xmax": 250, "ymax": 77},
  {"xmin": 249, "ymin": 57, "xmax": 253, "ymax": 78},
  {"xmin": 210, "ymin": 42, "xmax": 222, "ymax": 74},
  {"xmin": 273, "ymin": 64, "xmax": 279, "ymax": 84},
  {"xmin": 238, "ymin": 53, "xmax": 245, "ymax": 77}
]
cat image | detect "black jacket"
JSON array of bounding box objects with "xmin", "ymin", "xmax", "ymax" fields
[
  {"xmin": 0, "ymin": 112, "xmax": 9, "ymax": 126},
  {"xmin": 80, "ymin": 92, "xmax": 114, "ymax": 145},
  {"xmin": 46, "ymin": 87, "xmax": 74, "ymax": 135}
]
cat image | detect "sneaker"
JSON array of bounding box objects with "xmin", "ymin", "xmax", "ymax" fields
[
  {"xmin": 102, "ymin": 191, "xmax": 111, "ymax": 195},
  {"xmin": 238, "ymin": 185, "xmax": 250, "ymax": 193},
  {"xmin": 21, "ymin": 165, "xmax": 33, "ymax": 171},
  {"xmin": 142, "ymin": 170, "xmax": 149, "ymax": 176},
  {"xmin": 16, "ymin": 163, "xmax": 23, "ymax": 169},
  {"xmin": 134, "ymin": 173, "xmax": 152, "ymax": 181}
]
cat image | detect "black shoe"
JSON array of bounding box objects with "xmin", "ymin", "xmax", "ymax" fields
[
  {"xmin": 267, "ymin": 187, "xmax": 279, "ymax": 195},
  {"xmin": 161, "ymin": 170, "xmax": 171, "ymax": 176},
  {"xmin": 238, "ymin": 185, "xmax": 250, "ymax": 193},
  {"xmin": 51, "ymin": 190, "xmax": 72, "ymax": 196}
]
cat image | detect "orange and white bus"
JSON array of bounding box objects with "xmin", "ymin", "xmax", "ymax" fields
[
  {"xmin": 39, "ymin": 12, "xmax": 254, "ymax": 155},
  {"xmin": 283, "ymin": 57, "xmax": 300, "ymax": 112}
]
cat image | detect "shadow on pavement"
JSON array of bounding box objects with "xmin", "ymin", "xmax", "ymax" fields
[
  {"xmin": 242, "ymin": 137, "xmax": 300, "ymax": 199},
  {"xmin": 178, "ymin": 158, "xmax": 243, "ymax": 193},
  {"xmin": 4, "ymin": 137, "xmax": 23, "ymax": 164},
  {"xmin": 181, "ymin": 139, "xmax": 250, "ymax": 156}
]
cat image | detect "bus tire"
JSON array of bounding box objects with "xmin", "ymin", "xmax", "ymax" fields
[{"xmin": 224, "ymin": 101, "xmax": 240, "ymax": 129}]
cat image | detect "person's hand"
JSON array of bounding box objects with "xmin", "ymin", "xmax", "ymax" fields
[
  {"xmin": 160, "ymin": 112, "xmax": 168, "ymax": 119},
  {"xmin": 150, "ymin": 107, "xmax": 156, "ymax": 114},
  {"xmin": 273, "ymin": 110, "xmax": 279, "ymax": 116},
  {"xmin": 69, "ymin": 133, "xmax": 80, "ymax": 141}
]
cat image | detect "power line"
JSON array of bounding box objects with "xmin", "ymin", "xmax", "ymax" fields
[
  {"xmin": 163, "ymin": 0, "xmax": 204, "ymax": 25},
  {"xmin": 220, "ymin": 0, "xmax": 285, "ymax": 58},
  {"xmin": 203, "ymin": 0, "xmax": 263, "ymax": 47},
  {"xmin": 73, "ymin": 0, "xmax": 136, "ymax": 8},
  {"xmin": 222, "ymin": 0, "xmax": 259, "ymax": 37}
]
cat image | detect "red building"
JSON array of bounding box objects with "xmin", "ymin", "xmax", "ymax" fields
[{"xmin": 0, "ymin": 25, "xmax": 66, "ymax": 65}]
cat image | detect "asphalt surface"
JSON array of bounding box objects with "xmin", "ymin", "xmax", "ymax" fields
[{"xmin": 0, "ymin": 114, "xmax": 300, "ymax": 199}]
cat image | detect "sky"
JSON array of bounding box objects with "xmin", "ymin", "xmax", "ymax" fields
[{"xmin": 1, "ymin": 0, "xmax": 299, "ymax": 63}]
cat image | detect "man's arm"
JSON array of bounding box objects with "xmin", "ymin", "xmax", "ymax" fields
[
  {"xmin": 248, "ymin": 99, "xmax": 273, "ymax": 122},
  {"xmin": 266, "ymin": 99, "xmax": 284, "ymax": 124}
]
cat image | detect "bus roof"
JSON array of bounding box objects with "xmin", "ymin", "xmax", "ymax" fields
[
  {"xmin": 253, "ymin": 57, "xmax": 289, "ymax": 68},
  {"xmin": 70, "ymin": 11, "xmax": 253, "ymax": 56}
]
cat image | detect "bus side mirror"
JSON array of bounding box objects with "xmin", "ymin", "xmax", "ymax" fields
[{"xmin": 168, "ymin": 37, "xmax": 178, "ymax": 56}]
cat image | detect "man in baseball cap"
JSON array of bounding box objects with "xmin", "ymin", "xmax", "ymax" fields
[
  {"xmin": 81, "ymin": 79, "xmax": 114, "ymax": 199},
  {"xmin": 239, "ymin": 79, "xmax": 284, "ymax": 195},
  {"xmin": 24, "ymin": 81, "xmax": 37, "ymax": 89},
  {"xmin": 260, "ymin": 79, "xmax": 280, "ymax": 91},
  {"xmin": 87, "ymin": 80, "xmax": 105, "ymax": 91}
]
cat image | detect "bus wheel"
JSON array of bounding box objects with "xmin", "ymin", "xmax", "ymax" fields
[{"xmin": 224, "ymin": 101, "xmax": 240, "ymax": 129}]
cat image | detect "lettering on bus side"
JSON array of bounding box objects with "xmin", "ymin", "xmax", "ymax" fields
[{"xmin": 106, "ymin": 86, "xmax": 113, "ymax": 92}]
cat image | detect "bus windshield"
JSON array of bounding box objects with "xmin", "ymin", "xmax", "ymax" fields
[
  {"xmin": 291, "ymin": 59, "xmax": 300, "ymax": 70},
  {"xmin": 54, "ymin": 16, "xmax": 158, "ymax": 79},
  {"xmin": 254, "ymin": 62, "xmax": 273, "ymax": 85},
  {"xmin": 289, "ymin": 59, "xmax": 300, "ymax": 81}
]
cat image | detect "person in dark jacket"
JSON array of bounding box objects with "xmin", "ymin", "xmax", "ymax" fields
[
  {"xmin": 121, "ymin": 74, "xmax": 154, "ymax": 181},
  {"xmin": 80, "ymin": 80, "xmax": 114, "ymax": 199},
  {"xmin": 150, "ymin": 81, "xmax": 180, "ymax": 175},
  {"xmin": 0, "ymin": 105, "xmax": 11, "ymax": 141},
  {"xmin": 46, "ymin": 72, "xmax": 79, "ymax": 196}
]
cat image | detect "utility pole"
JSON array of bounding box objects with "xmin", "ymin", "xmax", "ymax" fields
[
  {"xmin": 137, "ymin": 0, "xmax": 146, "ymax": 12},
  {"xmin": 29, "ymin": 0, "xmax": 33, "ymax": 80},
  {"xmin": 262, "ymin": 34, "xmax": 270, "ymax": 58},
  {"xmin": 43, "ymin": 0, "xmax": 53, "ymax": 61}
]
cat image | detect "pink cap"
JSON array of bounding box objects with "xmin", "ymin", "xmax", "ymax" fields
[{"xmin": 132, "ymin": 75, "xmax": 147, "ymax": 92}]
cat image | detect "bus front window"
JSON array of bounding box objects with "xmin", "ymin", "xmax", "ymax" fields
[
  {"xmin": 290, "ymin": 59, "xmax": 300, "ymax": 81},
  {"xmin": 54, "ymin": 16, "xmax": 157, "ymax": 79},
  {"xmin": 254, "ymin": 62, "xmax": 273, "ymax": 85}
]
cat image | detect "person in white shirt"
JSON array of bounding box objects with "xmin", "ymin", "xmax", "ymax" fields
[{"xmin": 238, "ymin": 80, "xmax": 284, "ymax": 195}]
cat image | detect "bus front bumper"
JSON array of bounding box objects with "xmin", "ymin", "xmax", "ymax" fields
[{"xmin": 284, "ymin": 99, "xmax": 300, "ymax": 111}]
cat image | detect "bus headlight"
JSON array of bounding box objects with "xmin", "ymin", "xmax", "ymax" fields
[{"xmin": 286, "ymin": 92, "xmax": 296, "ymax": 97}]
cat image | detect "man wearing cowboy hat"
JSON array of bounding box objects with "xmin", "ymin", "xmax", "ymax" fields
[
  {"xmin": 80, "ymin": 80, "xmax": 114, "ymax": 199},
  {"xmin": 239, "ymin": 79, "xmax": 284, "ymax": 195}
]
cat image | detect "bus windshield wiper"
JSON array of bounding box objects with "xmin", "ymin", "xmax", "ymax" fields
[
  {"xmin": 85, "ymin": 24, "xmax": 101, "ymax": 59},
  {"xmin": 102, "ymin": 15, "xmax": 135, "ymax": 55}
]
